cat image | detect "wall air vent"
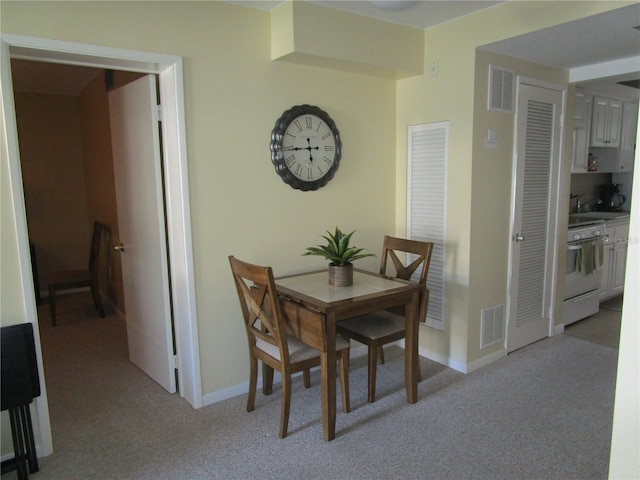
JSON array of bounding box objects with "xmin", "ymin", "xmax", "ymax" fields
[
  {"xmin": 488, "ymin": 65, "xmax": 514, "ymax": 113},
  {"xmin": 481, "ymin": 304, "xmax": 505, "ymax": 348}
]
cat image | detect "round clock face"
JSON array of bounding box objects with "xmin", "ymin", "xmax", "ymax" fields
[{"xmin": 270, "ymin": 105, "xmax": 341, "ymax": 191}]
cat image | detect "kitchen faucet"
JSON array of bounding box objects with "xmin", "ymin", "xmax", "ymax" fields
[{"xmin": 570, "ymin": 193, "xmax": 586, "ymax": 213}]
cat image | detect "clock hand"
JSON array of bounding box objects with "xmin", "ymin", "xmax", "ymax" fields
[
  {"xmin": 292, "ymin": 139, "xmax": 320, "ymax": 160},
  {"xmin": 305, "ymin": 137, "xmax": 319, "ymax": 162}
]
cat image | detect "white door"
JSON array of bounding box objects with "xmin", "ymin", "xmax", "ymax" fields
[
  {"xmin": 109, "ymin": 75, "xmax": 176, "ymax": 393},
  {"xmin": 507, "ymin": 80, "xmax": 564, "ymax": 352}
]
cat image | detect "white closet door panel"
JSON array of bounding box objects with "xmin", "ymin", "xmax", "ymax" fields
[{"xmin": 407, "ymin": 122, "xmax": 448, "ymax": 330}]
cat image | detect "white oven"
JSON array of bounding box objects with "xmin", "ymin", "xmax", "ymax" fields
[{"xmin": 563, "ymin": 222, "xmax": 604, "ymax": 325}]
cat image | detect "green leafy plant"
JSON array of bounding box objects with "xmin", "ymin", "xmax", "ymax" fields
[{"xmin": 302, "ymin": 227, "xmax": 375, "ymax": 266}]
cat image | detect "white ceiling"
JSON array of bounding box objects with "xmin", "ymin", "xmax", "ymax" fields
[
  {"xmin": 481, "ymin": 3, "xmax": 640, "ymax": 99},
  {"xmin": 231, "ymin": 0, "xmax": 505, "ymax": 29},
  {"xmin": 10, "ymin": 1, "xmax": 640, "ymax": 97}
]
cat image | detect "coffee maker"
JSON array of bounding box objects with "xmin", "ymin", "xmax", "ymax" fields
[{"xmin": 599, "ymin": 183, "xmax": 626, "ymax": 212}]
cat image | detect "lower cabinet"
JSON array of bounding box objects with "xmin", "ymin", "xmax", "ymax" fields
[{"xmin": 599, "ymin": 221, "xmax": 629, "ymax": 301}]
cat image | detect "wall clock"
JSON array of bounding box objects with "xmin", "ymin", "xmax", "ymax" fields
[{"xmin": 270, "ymin": 104, "xmax": 342, "ymax": 191}]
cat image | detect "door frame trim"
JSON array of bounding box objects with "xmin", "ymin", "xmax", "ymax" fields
[{"xmin": 1, "ymin": 34, "xmax": 202, "ymax": 455}]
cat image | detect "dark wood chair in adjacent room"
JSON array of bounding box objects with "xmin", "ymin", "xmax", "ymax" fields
[
  {"xmin": 45, "ymin": 221, "xmax": 107, "ymax": 327},
  {"xmin": 228, "ymin": 255, "xmax": 350, "ymax": 438},
  {"xmin": 337, "ymin": 236, "xmax": 433, "ymax": 403}
]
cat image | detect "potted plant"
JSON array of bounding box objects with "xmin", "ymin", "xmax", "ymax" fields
[{"xmin": 303, "ymin": 227, "xmax": 375, "ymax": 286}]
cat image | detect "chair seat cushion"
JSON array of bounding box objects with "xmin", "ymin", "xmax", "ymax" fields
[
  {"xmin": 338, "ymin": 312, "xmax": 405, "ymax": 340},
  {"xmin": 257, "ymin": 335, "xmax": 349, "ymax": 363}
]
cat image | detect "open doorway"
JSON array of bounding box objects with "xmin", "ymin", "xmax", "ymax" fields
[
  {"xmin": 12, "ymin": 60, "xmax": 142, "ymax": 320},
  {"xmin": 1, "ymin": 34, "xmax": 202, "ymax": 457},
  {"xmin": 12, "ymin": 57, "xmax": 173, "ymax": 415}
]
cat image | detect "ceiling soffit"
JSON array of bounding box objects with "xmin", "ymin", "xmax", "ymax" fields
[{"xmin": 270, "ymin": 1, "xmax": 424, "ymax": 79}]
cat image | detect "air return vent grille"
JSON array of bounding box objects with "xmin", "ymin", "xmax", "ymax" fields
[
  {"xmin": 481, "ymin": 304, "xmax": 505, "ymax": 348},
  {"xmin": 488, "ymin": 65, "xmax": 514, "ymax": 112}
]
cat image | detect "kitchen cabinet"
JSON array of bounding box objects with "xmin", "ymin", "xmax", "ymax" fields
[
  {"xmin": 599, "ymin": 219, "xmax": 629, "ymax": 301},
  {"xmin": 571, "ymin": 90, "xmax": 592, "ymax": 173},
  {"xmin": 617, "ymin": 101, "xmax": 638, "ymax": 172},
  {"xmin": 591, "ymin": 96, "xmax": 622, "ymax": 148},
  {"xmin": 574, "ymin": 89, "xmax": 592, "ymax": 129}
]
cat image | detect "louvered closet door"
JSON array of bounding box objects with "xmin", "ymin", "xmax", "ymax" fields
[
  {"xmin": 507, "ymin": 82, "xmax": 563, "ymax": 352},
  {"xmin": 407, "ymin": 122, "xmax": 447, "ymax": 330}
]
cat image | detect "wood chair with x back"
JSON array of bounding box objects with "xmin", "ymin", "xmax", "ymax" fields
[
  {"xmin": 228, "ymin": 255, "xmax": 350, "ymax": 438},
  {"xmin": 336, "ymin": 236, "xmax": 433, "ymax": 403}
]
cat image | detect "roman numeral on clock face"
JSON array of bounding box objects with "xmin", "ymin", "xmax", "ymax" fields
[{"xmin": 285, "ymin": 155, "xmax": 296, "ymax": 167}]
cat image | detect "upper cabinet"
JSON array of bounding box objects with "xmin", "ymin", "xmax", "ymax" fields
[
  {"xmin": 574, "ymin": 89, "xmax": 592, "ymax": 129},
  {"xmin": 590, "ymin": 96, "xmax": 622, "ymax": 148},
  {"xmin": 618, "ymin": 102, "xmax": 638, "ymax": 173},
  {"xmin": 571, "ymin": 90, "xmax": 592, "ymax": 173},
  {"xmin": 571, "ymin": 90, "xmax": 636, "ymax": 174}
]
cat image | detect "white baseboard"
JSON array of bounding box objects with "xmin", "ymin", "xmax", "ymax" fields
[
  {"xmin": 1, "ymin": 444, "xmax": 45, "ymax": 462},
  {"xmin": 400, "ymin": 339, "xmax": 506, "ymax": 374},
  {"xmin": 201, "ymin": 345, "xmax": 369, "ymax": 407},
  {"xmin": 464, "ymin": 348, "xmax": 507, "ymax": 373},
  {"xmin": 201, "ymin": 342, "xmax": 510, "ymax": 407}
]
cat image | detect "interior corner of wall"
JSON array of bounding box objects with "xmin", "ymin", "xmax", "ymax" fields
[{"xmin": 270, "ymin": 0, "xmax": 294, "ymax": 60}]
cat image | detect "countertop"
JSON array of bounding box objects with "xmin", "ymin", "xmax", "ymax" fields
[{"xmin": 568, "ymin": 211, "xmax": 630, "ymax": 228}]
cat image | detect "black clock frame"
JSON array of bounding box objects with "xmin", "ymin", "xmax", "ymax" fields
[{"xmin": 270, "ymin": 104, "xmax": 342, "ymax": 191}]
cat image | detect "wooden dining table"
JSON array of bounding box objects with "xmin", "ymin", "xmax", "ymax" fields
[{"xmin": 274, "ymin": 268, "xmax": 424, "ymax": 441}]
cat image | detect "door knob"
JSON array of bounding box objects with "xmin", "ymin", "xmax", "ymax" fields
[
  {"xmin": 514, "ymin": 233, "xmax": 525, "ymax": 242},
  {"xmin": 113, "ymin": 243, "xmax": 125, "ymax": 252}
]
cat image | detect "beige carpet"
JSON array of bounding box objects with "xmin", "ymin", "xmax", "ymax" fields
[{"xmin": 30, "ymin": 290, "xmax": 618, "ymax": 480}]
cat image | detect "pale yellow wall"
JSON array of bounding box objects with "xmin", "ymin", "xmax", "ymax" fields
[
  {"xmin": 468, "ymin": 49, "xmax": 570, "ymax": 361},
  {"xmin": 0, "ymin": 1, "xmax": 394, "ymax": 395},
  {"xmin": 2, "ymin": 0, "xmax": 635, "ymax": 458},
  {"xmin": 2, "ymin": 0, "xmax": 630, "ymax": 388},
  {"xmin": 1, "ymin": 84, "xmax": 27, "ymax": 326},
  {"xmin": 395, "ymin": 0, "xmax": 632, "ymax": 367},
  {"xmin": 1, "ymin": 68, "xmax": 33, "ymax": 459}
]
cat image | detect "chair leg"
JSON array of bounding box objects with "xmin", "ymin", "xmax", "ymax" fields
[
  {"xmin": 303, "ymin": 369, "xmax": 311, "ymax": 388},
  {"xmin": 367, "ymin": 343, "xmax": 378, "ymax": 403},
  {"xmin": 8, "ymin": 407, "xmax": 28, "ymax": 480},
  {"xmin": 91, "ymin": 284, "xmax": 105, "ymax": 317},
  {"xmin": 339, "ymin": 349, "xmax": 350, "ymax": 413},
  {"xmin": 279, "ymin": 373, "xmax": 291, "ymax": 439},
  {"xmin": 379, "ymin": 346, "xmax": 385, "ymax": 364},
  {"xmin": 19, "ymin": 405, "xmax": 39, "ymax": 474},
  {"xmin": 48, "ymin": 286, "xmax": 57, "ymax": 327},
  {"xmin": 247, "ymin": 356, "xmax": 258, "ymax": 412},
  {"xmin": 262, "ymin": 364, "xmax": 274, "ymax": 395}
]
